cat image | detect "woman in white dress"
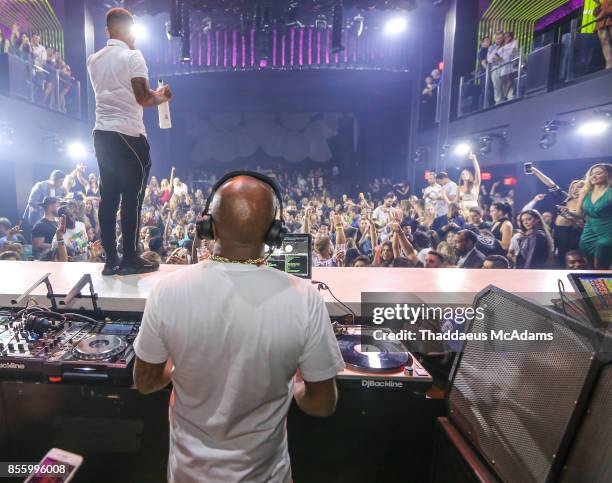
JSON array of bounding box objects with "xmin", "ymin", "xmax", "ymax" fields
[{"xmin": 458, "ymin": 152, "xmax": 481, "ymax": 214}]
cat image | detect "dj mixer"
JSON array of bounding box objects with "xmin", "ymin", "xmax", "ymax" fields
[{"xmin": 0, "ymin": 308, "xmax": 139, "ymax": 385}]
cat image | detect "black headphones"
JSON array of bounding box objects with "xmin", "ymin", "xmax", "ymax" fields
[{"xmin": 196, "ymin": 170, "xmax": 288, "ymax": 248}]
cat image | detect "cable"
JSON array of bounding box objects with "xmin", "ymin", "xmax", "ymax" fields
[
  {"xmin": 557, "ymin": 279, "xmax": 587, "ymax": 319},
  {"xmin": 61, "ymin": 313, "xmax": 100, "ymax": 325},
  {"xmin": 312, "ymin": 280, "xmax": 356, "ymax": 325},
  {"xmin": 558, "ymin": 279, "xmax": 567, "ymax": 315}
]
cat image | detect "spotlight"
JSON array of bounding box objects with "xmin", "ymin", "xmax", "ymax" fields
[
  {"xmin": 131, "ymin": 23, "xmax": 147, "ymax": 40},
  {"xmin": 201, "ymin": 17, "xmax": 212, "ymax": 34},
  {"xmin": 287, "ymin": 2, "xmax": 303, "ymax": 28},
  {"xmin": 539, "ymin": 120, "xmax": 565, "ymax": 149},
  {"xmin": 385, "ymin": 17, "xmax": 407, "ymax": 35},
  {"xmin": 539, "ymin": 132, "xmax": 557, "ymax": 150},
  {"xmin": 478, "ymin": 136, "xmax": 492, "ymax": 155},
  {"xmin": 331, "ymin": 4, "xmax": 344, "ymax": 54},
  {"xmin": 315, "ymin": 14, "xmax": 327, "ymax": 30},
  {"xmin": 576, "ymin": 120, "xmax": 609, "ymax": 136},
  {"xmin": 413, "ymin": 146, "xmax": 427, "ymax": 163},
  {"xmin": 476, "ymin": 132, "xmax": 505, "ymax": 155},
  {"xmin": 353, "ymin": 13, "xmax": 364, "ymax": 37},
  {"xmin": 67, "ymin": 142, "xmax": 87, "ymax": 159},
  {"xmin": 453, "ymin": 143, "xmax": 472, "ymax": 156},
  {"xmin": 439, "ymin": 143, "xmax": 450, "ymax": 160}
]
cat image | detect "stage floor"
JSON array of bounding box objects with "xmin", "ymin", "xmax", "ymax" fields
[{"xmin": 0, "ymin": 261, "xmax": 604, "ymax": 314}]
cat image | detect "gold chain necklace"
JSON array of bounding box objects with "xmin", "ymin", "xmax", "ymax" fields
[{"xmin": 210, "ymin": 254, "xmax": 267, "ymax": 266}]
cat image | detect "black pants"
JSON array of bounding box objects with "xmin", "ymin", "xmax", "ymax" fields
[{"xmin": 93, "ymin": 129, "xmax": 151, "ymax": 261}]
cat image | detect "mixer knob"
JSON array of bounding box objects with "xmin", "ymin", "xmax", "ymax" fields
[
  {"xmin": 0, "ymin": 343, "xmax": 3, "ymax": 351},
  {"xmin": 7, "ymin": 343, "xmax": 14, "ymax": 352},
  {"xmin": 17, "ymin": 343, "xmax": 24, "ymax": 352}
]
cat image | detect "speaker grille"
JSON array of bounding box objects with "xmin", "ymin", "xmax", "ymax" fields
[
  {"xmin": 448, "ymin": 289, "xmax": 596, "ymax": 483},
  {"xmin": 560, "ymin": 364, "xmax": 612, "ymax": 483}
]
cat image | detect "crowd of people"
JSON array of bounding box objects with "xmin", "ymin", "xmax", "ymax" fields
[
  {"xmin": 0, "ymin": 23, "xmax": 76, "ymax": 113},
  {"xmin": 0, "ymin": 157, "xmax": 610, "ymax": 270}
]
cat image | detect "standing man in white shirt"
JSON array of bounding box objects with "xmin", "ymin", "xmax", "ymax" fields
[
  {"xmin": 487, "ymin": 31, "xmax": 505, "ymax": 104},
  {"xmin": 372, "ymin": 193, "xmax": 397, "ymax": 228},
  {"xmin": 30, "ymin": 34, "xmax": 47, "ymax": 102},
  {"xmin": 423, "ymin": 171, "xmax": 446, "ymax": 218},
  {"xmin": 87, "ymin": 8, "xmax": 172, "ymax": 275},
  {"xmin": 30, "ymin": 34, "xmax": 47, "ymax": 68},
  {"xmin": 133, "ymin": 173, "xmax": 344, "ymax": 482}
]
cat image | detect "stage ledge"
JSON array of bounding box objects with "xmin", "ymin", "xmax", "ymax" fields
[{"xmin": 1, "ymin": 261, "xmax": 604, "ymax": 314}]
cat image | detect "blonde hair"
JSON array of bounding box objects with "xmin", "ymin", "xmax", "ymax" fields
[
  {"xmin": 568, "ymin": 179, "xmax": 584, "ymax": 193},
  {"xmin": 581, "ymin": 163, "xmax": 612, "ymax": 195}
]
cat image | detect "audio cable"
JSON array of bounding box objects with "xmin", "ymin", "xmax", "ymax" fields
[{"xmin": 312, "ymin": 280, "xmax": 356, "ymax": 325}]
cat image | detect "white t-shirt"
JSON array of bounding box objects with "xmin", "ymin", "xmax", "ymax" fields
[
  {"xmin": 372, "ymin": 205, "xmax": 396, "ymax": 228},
  {"xmin": 32, "ymin": 43, "xmax": 47, "ymax": 68},
  {"xmin": 87, "ymin": 39, "xmax": 149, "ymax": 137},
  {"xmin": 423, "ymin": 183, "xmax": 448, "ymax": 218},
  {"xmin": 442, "ymin": 181, "xmax": 458, "ymax": 203},
  {"xmin": 52, "ymin": 221, "xmax": 88, "ymax": 261},
  {"xmin": 134, "ymin": 261, "xmax": 345, "ymax": 483}
]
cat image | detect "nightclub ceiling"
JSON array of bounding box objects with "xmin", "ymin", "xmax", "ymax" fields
[{"xmin": 120, "ymin": 0, "xmax": 446, "ymax": 24}]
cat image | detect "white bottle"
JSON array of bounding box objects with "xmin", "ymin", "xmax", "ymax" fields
[{"xmin": 157, "ymin": 79, "xmax": 172, "ymax": 129}]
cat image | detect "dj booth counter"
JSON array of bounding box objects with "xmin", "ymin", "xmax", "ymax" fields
[{"xmin": 0, "ymin": 262, "xmax": 605, "ymax": 482}]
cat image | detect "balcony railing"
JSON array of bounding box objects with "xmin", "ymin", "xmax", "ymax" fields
[
  {"xmin": 457, "ymin": 13, "xmax": 610, "ymax": 119},
  {"xmin": 0, "ymin": 53, "xmax": 81, "ymax": 119},
  {"xmin": 458, "ymin": 51, "xmax": 526, "ymax": 117}
]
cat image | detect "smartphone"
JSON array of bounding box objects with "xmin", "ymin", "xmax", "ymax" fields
[
  {"xmin": 523, "ymin": 162, "xmax": 533, "ymax": 174},
  {"xmin": 24, "ymin": 448, "xmax": 83, "ymax": 483}
]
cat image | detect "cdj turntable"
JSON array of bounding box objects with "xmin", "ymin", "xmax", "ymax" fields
[
  {"xmin": 0, "ymin": 308, "xmax": 140, "ymax": 385},
  {"xmin": 334, "ymin": 325, "xmax": 432, "ymax": 391}
]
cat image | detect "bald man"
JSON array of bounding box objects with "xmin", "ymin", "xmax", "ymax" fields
[
  {"xmin": 88, "ymin": 7, "xmax": 171, "ymax": 275},
  {"xmin": 133, "ymin": 174, "xmax": 344, "ymax": 483}
]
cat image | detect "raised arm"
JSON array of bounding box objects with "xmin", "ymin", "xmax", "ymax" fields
[
  {"xmin": 368, "ymin": 213, "xmax": 378, "ymax": 247},
  {"xmin": 55, "ymin": 215, "xmax": 68, "ymax": 262},
  {"xmin": 529, "ymin": 166, "xmax": 558, "ymax": 190},
  {"xmin": 70, "ymin": 164, "xmax": 88, "ymax": 191},
  {"xmin": 391, "ymin": 230, "xmax": 401, "ymax": 258},
  {"xmin": 169, "ymin": 166, "xmax": 176, "ymax": 190},
  {"xmin": 301, "ymin": 207, "xmax": 311, "ymax": 234},
  {"xmin": 396, "ymin": 229, "xmax": 418, "ymax": 264},
  {"xmin": 469, "ymin": 152, "xmax": 481, "ymax": 191},
  {"xmin": 332, "ymin": 213, "xmax": 346, "ymax": 246},
  {"xmin": 163, "ymin": 211, "xmax": 172, "ymax": 243},
  {"xmin": 131, "ymin": 77, "xmax": 171, "ymax": 108}
]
